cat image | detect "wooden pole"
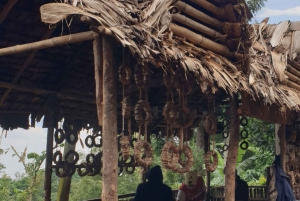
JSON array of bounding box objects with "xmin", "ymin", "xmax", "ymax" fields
[
  {"xmin": 56, "ymin": 139, "xmax": 76, "ymax": 201},
  {"xmin": 204, "ymin": 129, "xmax": 210, "ymax": 201},
  {"xmin": 0, "ymin": 80, "xmax": 95, "ymax": 103},
  {"xmin": 170, "ymin": 23, "xmax": 233, "ymax": 57},
  {"xmin": 286, "ymin": 79, "xmax": 300, "ymax": 92},
  {"xmin": 174, "ymin": 1, "xmax": 224, "ymax": 29},
  {"xmin": 0, "ymin": 31, "xmax": 99, "ymax": 56},
  {"xmin": 224, "ymin": 94, "xmax": 240, "ymax": 201},
  {"xmin": 287, "ymin": 64, "xmax": 300, "ymax": 78},
  {"xmin": 288, "ymin": 60, "xmax": 300, "ymax": 71},
  {"xmin": 278, "ymin": 124, "xmax": 286, "ymax": 172},
  {"xmin": 0, "ymin": 0, "xmax": 19, "ymax": 24},
  {"xmin": 172, "ymin": 14, "xmax": 225, "ymax": 40},
  {"xmin": 0, "ymin": 28, "xmax": 55, "ymax": 107},
  {"xmin": 189, "ymin": 0, "xmax": 227, "ymax": 19},
  {"xmin": 44, "ymin": 114, "xmax": 54, "ymax": 201},
  {"xmin": 94, "ymin": 37, "xmax": 103, "ymax": 126},
  {"xmin": 98, "ymin": 36, "xmax": 118, "ymax": 201}
]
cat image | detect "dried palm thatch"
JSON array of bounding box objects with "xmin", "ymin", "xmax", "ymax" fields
[
  {"xmin": 40, "ymin": 0, "xmax": 244, "ymax": 95},
  {"xmin": 249, "ymin": 20, "xmax": 300, "ymax": 110}
]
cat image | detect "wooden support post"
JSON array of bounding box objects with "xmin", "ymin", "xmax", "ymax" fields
[
  {"xmin": 44, "ymin": 114, "xmax": 55, "ymax": 201},
  {"xmin": 224, "ymin": 94, "xmax": 239, "ymax": 201},
  {"xmin": 94, "ymin": 37, "xmax": 103, "ymax": 126},
  {"xmin": 56, "ymin": 137, "xmax": 77, "ymax": 201},
  {"xmin": 95, "ymin": 36, "xmax": 118, "ymax": 201},
  {"xmin": 277, "ymin": 124, "xmax": 286, "ymax": 172},
  {"xmin": 204, "ymin": 128, "xmax": 210, "ymax": 201}
]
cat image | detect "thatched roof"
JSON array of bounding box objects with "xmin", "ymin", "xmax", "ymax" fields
[
  {"xmin": 0, "ymin": 0, "xmax": 299, "ymax": 131},
  {"xmin": 249, "ymin": 20, "xmax": 300, "ymax": 111}
]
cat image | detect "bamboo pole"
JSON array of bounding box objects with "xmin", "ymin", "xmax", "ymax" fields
[
  {"xmin": 94, "ymin": 37, "xmax": 103, "ymax": 126},
  {"xmin": 172, "ymin": 14, "xmax": 225, "ymax": 40},
  {"xmin": 0, "ymin": 31, "xmax": 98, "ymax": 56},
  {"xmin": 286, "ymin": 79, "xmax": 300, "ymax": 91},
  {"xmin": 0, "ymin": 80, "xmax": 95, "ymax": 103},
  {"xmin": 44, "ymin": 114, "xmax": 54, "ymax": 201},
  {"xmin": 287, "ymin": 65, "xmax": 300, "ymax": 78},
  {"xmin": 170, "ymin": 23, "xmax": 232, "ymax": 57},
  {"xmin": 189, "ymin": 0, "xmax": 227, "ymax": 19},
  {"xmin": 278, "ymin": 124, "xmax": 286, "ymax": 173},
  {"xmin": 0, "ymin": 0, "xmax": 19, "ymax": 24},
  {"xmin": 288, "ymin": 60, "xmax": 300, "ymax": 71},
  {"xmin": 0, "ymin": 28, "xmax": 55, "ymax": 107},
  {"xmin": 174, "ymin": 1, "xmax": 224, "ymax": 29},
  {"xmin": 204, "ymin": 127, "xmax": 210, "ymax": 200},
  {"xmin": 100, "ymin": 36, "xmax": 118, "ymax": 201},
  {"xmin": 285, "ymin": 71, "xmax": 300, "ymax": 85},
  {"xmin": 224, "ymin": 94, "xmax": 240, "ymax": 201}
]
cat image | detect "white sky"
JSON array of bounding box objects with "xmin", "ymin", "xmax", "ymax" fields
[{"xmin": 1, "ymin": 0, "xmax": 300, "ymax": 179}]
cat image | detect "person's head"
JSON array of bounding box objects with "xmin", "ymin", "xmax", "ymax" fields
[
  {"xmin": 184, "ymin": 170, "xmax": 198, "ymax": 186},
  {"xmin": 147, "ymin": 165, "xmax": 163, "ymax": 182}
]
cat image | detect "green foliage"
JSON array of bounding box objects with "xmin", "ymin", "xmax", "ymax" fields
[{"xmin": 246, "ymin": 0, "xmax": 268, "ymax": 14}]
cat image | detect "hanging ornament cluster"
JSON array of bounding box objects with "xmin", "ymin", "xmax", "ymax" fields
[
  {"xmin": 240, "ymin": 117, "xmax": 249, "ymax": 150},
  {"xmin": 204, "ymin": 94, "xmax": 218, "ymax": 173},
  {"xmin": 161, "ymin": 67, "xmax": 195, "ymax": 173},
  {"xmin": 222, "ymin": 117, "xmax": 230, "ymax": 151},
  {"xmin": 133, "ymin": 64, "xmax": 153, "ymax": 170}
]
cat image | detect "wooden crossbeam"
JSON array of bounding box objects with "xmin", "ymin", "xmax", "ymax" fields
[
  {"xmin": 0, "ymin": 28, "xmax": 55, "ymax": 107},
  {"xmin": 0, "ymin": 0, "xmax": 19, "ymax": 24},
  {"xmin": 0, "ymin": 80, "xmax": 95, "ymax": 103},
  {"xmin": 0, "ymin": 31, "xmax": 99, "ymax": 56}
]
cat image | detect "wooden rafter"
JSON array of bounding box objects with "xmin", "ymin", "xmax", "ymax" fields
[
  {"xmin": 0, "ymin": 28, "xmax": 55, "ymax": 107},
  {"xmin": 0, "ymin": 0, "xmax": 19, "ymax": 24},
  {"xmin": 0, "ymin": 80, "xmax": 95, "ymax": 103}
]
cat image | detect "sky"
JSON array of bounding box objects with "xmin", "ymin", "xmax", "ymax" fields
[{"xmin": 0, "ymin": 0, "xmax": 300, "ymax": 179}]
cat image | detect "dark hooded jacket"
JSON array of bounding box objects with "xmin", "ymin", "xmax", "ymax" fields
[{"xmin": 133, "ymin": 165, "xmax": 174, "ymax": 201}]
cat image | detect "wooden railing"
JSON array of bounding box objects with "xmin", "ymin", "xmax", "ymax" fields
[
  {"xmin": 85, "ymin": 186, "xmax": 267, "ymax": 201},
  {"xmin": 210, "ymin": 186, "xmax": 267, "ymax": 201}
]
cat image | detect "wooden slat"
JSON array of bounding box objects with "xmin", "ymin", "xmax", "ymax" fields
[{"xmin": 189, "ymin": 0, "xmax": 227, "ymax": 19}]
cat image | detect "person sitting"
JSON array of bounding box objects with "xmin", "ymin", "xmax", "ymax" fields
[
  {"xmin": 133, "ymin": 165, "xmax": 174, "ymax": 201},
  {"xmin": 176, "ymin": 170, "xmax": 206, "ymax": 201}
]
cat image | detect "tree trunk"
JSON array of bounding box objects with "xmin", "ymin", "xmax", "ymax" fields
[
  {"xmin": 196, "ymin": 120, "xmax": 205, "ymax": 149},
  {"xmin": 95, "ymin": 36, "xmax": 118, "ymax": 201},
  {"xmin": 224, "ymin": 94, "xmax": 240, "ymax": 201},
  {"xmin": 56, "ymin": 141, "xmax": 76, "ymax": 201}
]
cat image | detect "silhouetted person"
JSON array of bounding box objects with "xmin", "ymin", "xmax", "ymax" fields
[
  {"xmin": 235, "ymin": 171, "xmax": 249, "ymax": 201},
  {"xmin": 133, "ymin": 165, "xmax": 174, "ymax": 201}
]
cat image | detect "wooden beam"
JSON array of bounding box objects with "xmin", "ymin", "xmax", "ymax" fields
[
  {"xmin": 224, "ymin": 94, "xmax": 239, "ymax": 201},
  {"xmin": 170, "ymin": 23, "xmax": 233, "ymax": 57},
  {"xmin": 172, "ymin": 14, "xmax": 225, "ymax": 40},
  {"xmin": 0, "ymin": 31, "xmax": 99, "ymax": 56},
  {"xmin": 0, "ymin": 80, "xmax": 95, "ymax": 103},
  {"xmin": 0, "ymin": 0, "xmax": 19, "ymax": 24},
  {"xmin": 189, "ymin": 0, "xmax": 227, "ymax": 19},
  {"xmin": 100, "ymin": 36, "xmax": 118, "ymax": 201},
  {"xmin": 94, "ymin": 37, "xmax": 103, "ymax": 126},
  {"xmin": 174, "ymin": 1, "xmax": 224, "ymax": 29},
  {"xmin": 0, "ymin": 28, "xmax": 55, "ymax": 107}
]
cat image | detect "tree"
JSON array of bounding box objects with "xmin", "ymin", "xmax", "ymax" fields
[
  {"xmin": 246, "ymin": 0, "xmax": 268, "ymax": 14},
  {"xmin": 11, "ymin": 146, "xmax": 46, "ymax": 201}
]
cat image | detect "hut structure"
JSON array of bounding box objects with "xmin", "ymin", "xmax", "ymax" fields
[{"xmin": 0, "ymin": 0, "xmax": 300, "ymax": 200}]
